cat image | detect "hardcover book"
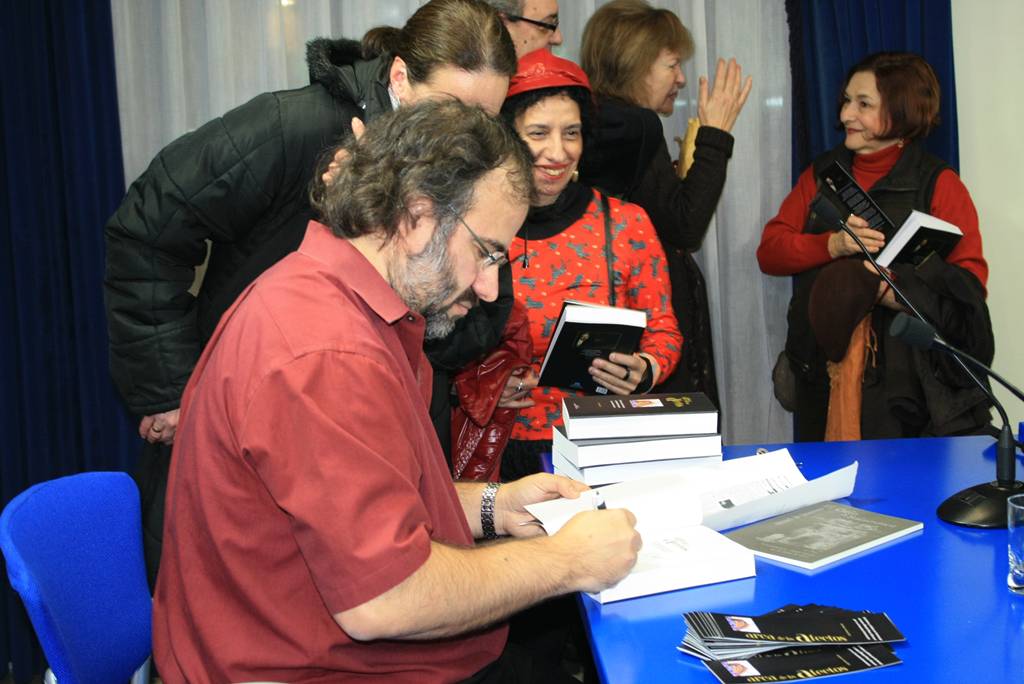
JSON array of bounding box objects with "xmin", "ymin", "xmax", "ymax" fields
[
  {"xmin": 552, "ymin": 424, "xmax": 722, "ymax": 467},
  {"xmin": 724, "ymin": 502, "xmax": 922, "ymax": 570},
  {"xmin": 561, "ymin": 392, "xmax": 718, "ymax": 440},
  {"xmin": 537, "ymin": 300, "xmax": 646, "ymax": 394}
]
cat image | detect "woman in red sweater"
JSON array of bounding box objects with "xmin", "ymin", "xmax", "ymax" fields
[{"xmin": 757, "ymin": 52, "xmax": 993, "ymax": 442}]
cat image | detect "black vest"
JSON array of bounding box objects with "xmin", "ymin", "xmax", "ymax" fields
[{"xmin": 784, "ymin": 142, "xmax": 947, "ymax": 382}]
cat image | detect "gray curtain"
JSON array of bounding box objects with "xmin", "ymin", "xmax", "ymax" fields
[
  {"xmin": 110, "ymin": 0, "xmax": 794, "ymax": 445},
  {"xmin": 558, "ymin": 1, "xmax": 793, "ymax": 445}
]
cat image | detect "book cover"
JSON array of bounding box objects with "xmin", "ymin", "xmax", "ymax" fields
[
  {"xmin": 724, "ymin": 502, "xmax": 922, "ymax": 570},
  {"xmin": 561, "ymin": 392, "xmax": 718, "ymax": 440},
  {"xmin": 538, "ymin": 300, "xmax": 646, "ymax": 394},
  {"xmin": 703, "ymin": 644, "xmax": 901, "ymax": 682},
  {"xmin": 551, "ymin": 449, "xmax": 721, "ymax": 486},
  {"xmin": 551, "ymin": 424, "xmax": 722, "ymax": 467},
  {"xmin": 875, "ymin": 209, "xmax": 962, "ymax": 268}
]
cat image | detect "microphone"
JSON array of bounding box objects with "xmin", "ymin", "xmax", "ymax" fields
[
  {"xmin": 810, "ymin": 195, "xmax": 1023, "ymax": 528},
  {"xmin": 889, "ymin": 311, "xmax": 1024, "ymax": 524}
]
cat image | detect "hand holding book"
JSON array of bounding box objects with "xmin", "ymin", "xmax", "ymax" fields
[
  {"xmin": 589, "ymin": 352, "xmax": 656, "ymax": 396},
  {"xmin": 826, "ymin": 213, "xmax": 885, "ymax": 258}
]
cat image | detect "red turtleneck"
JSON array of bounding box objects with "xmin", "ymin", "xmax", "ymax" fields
[{"xmin": 756, "ymin": 144, "xmax": 987, "ymax": 289}]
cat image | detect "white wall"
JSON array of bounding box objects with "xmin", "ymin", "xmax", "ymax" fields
[{"xmin": 951, "ymin": 0, "xmax": 1024, "ymax": 430}]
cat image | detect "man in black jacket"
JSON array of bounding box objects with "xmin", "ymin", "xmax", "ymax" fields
[{"xmin": 104, "ymin": 0, "xmax": 517, "ymax": 588}]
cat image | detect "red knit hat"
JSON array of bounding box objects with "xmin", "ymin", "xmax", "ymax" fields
[{"xmin": 507, "ymin": 49, "xmax": 591, "ymax": 98}]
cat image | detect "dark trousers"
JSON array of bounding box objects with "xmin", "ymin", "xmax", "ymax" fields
[{"xmin": 133, "ymin": 440, "xmax": 172, "ymax": 592}]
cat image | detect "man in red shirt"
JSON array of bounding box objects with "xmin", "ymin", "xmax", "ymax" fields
[{"xmin": 153, "ymin": 100, "xmax": 640, "ymax": 683}]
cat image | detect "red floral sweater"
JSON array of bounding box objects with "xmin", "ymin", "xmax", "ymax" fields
[{"xmin": 510, "ymin": 192, "xmax": 682, "ymax": 441}]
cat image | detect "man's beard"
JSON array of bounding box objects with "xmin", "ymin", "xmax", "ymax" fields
[{"xmin": 390, "ymin": 222, "xmax": 478, "ymax": 340}]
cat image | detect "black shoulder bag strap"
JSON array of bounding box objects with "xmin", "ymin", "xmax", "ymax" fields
[{"xmin": 600, "ymin": 191, "xmax": 616, "ymax": 307}]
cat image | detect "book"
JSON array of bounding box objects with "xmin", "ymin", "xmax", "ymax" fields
[
  {"xmin": 817, "ymin": 160, "xmax": 962, "ymax": 267},
  {"xmin": 875, "ymin": 209, "xmax": 962, "ymax": 268},
  {"xmin": 525, "ymin": 474, "xmax": 754, "ymax": 603},
  {"xmin": 703, "ymin": 644, "xmax": 901, "ymax": 683},
  {"xmin": 680, "ymin": 606, "xmax": 905, "ymax": 661},
  {"xmin": 551, "ymin": 449, "xmax": 722, "ymax": 486},
  {"xmin": 680, "ymin": 604, "xmax": 905, "ymax": 681},
  {"xmin": 552, "ymin": 423, "xmax": 722, "ymax": 467},
  {"xmin": 591, "ymin": 525, "xmax": 755, "ymax": 603},
  {"xmin": 561, "ymin": 392, "xmax": 718, "ymax": 441},
  {"xmin": 537, "ymin": 300, "xmax": 646, "ymax": 394},
  {"xmin": 724, "ymin": 501, "xmax": 922, "ymax": 570}
]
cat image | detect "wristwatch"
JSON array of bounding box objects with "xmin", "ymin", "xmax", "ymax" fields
[{"xmin": 481, "ymin": 482, "xmax": 501, "ymax": 540}]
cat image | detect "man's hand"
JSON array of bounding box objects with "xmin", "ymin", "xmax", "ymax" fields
[
  {"xmin": 497, "ymin": 369, "xmax": 538, "ymax": 409},
  {"xmin": 554, "ymin": 508, "xmax": 641, "ymax": 593},
  {"xmin": 828, "ymin": 214, "xmax": 886, "ymax": 258},
  {"xmin": 139, "ymin": 408, "xmax": 180, "ymax": 445},
  {"xmin": 698, "ymin": 58, "xmax": 753, "ymax": 133},
  {"xmin": 495, "ymin": 473, "xmax": 589, "ymax": 538},
  {"xmin": 321, "ymin": 117, "xmax": 366, "ymax": 185}
]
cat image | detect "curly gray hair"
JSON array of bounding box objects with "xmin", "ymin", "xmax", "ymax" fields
[{"xmin": 311, "ymin": 99, "xmax": 534, "ymax": 243}]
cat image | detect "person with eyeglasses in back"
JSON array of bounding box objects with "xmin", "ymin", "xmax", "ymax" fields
[{"xmin": 485, "ymin": 0, "xmax": 562, "ymax": 56}]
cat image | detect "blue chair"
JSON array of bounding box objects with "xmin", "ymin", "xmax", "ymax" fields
[{"xmin": 0, "ymin": 472, "xmax": 152, "ymax": 684}]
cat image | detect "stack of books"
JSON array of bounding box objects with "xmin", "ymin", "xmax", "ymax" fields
[
  {"xmin": 680, "ymin": 604, "xmax": 905, "ymax": 682},
  {"xmin": 553, "ymin": 392, "xmax": 721, "ymax": 486}
]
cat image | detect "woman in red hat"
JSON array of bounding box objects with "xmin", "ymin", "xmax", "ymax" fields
[{"xmin": 496, "ymin": 48, "xmax": 682, "ymax": 481}]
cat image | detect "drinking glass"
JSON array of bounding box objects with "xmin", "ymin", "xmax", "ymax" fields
[{"xmin": 1008, "ymin": 493, "xmax": 1024, "ymax": 593}]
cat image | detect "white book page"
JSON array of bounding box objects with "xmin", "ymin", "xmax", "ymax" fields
[
  {"xmin": 525, "ymin": 473, "xmax": 702, "ymax": 538},
  {"xmin": 527, "ymin": 449, "xmax": 857, "ymax": 536}
]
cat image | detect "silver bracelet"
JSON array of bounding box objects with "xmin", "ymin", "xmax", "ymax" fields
[{"xmin": 480, "ymin": 482, "xmax": 501, "ymax": 540}]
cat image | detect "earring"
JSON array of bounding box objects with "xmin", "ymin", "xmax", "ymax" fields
[{"xmin": 571, "ymin": 169, "xmax": 579, "ymax": 183}]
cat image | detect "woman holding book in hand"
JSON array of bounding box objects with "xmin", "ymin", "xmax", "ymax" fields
[
  {"xmin": 496, "ymin": 49, "xmax": 682, "ymax": 481},
  {"xmin": 757, "ymin": 51, "xmax": 993, "ymax": 442}
]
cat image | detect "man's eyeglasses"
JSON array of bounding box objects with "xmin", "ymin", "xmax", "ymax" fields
[
  {"xmin": 448, "ymin": 205, "xmax": 509, "ymax": 269},
  {"xmin": 505, "ymin": 13, "xmax": 559, "ymax": 32}
]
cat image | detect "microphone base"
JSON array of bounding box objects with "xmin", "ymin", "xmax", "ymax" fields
[{"xmin": 937, "ymin": 480, "xmax": 1024, "ymax": 528}]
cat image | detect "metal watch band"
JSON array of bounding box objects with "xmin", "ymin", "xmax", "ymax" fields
[{"xmin": 481, "ymin": 482, "xmax": 501, "ymax": 540}]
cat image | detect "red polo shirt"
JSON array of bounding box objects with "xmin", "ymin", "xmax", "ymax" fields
[{"xmin": 153, "ymin": 221, "xmax": 506, "ymax": 683}]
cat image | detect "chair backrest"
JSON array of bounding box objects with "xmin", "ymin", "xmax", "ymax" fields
[{"xmin": 0, "ymin": 471, "xmax": 152, "ymax": 684}]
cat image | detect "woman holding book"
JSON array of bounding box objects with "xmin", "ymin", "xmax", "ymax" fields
[
  {"xmin": 757, "ymin": 51, "xmax": 993, "ymax": 442},
  {"xmin": 496, "ymin": 49, "xmax": 682, "ymax": 481}
]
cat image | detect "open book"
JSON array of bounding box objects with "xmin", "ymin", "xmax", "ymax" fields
[
  {"xmin": 538, "ymin": 300, "xmax": 646, "ymax": 394},
  {"xmin": 525, "ymin": 477, "xmax": 754, "ymax": 603},
  {"xmin": 525, "ymin": 450, "xmax": 857, "ymax": 602}
]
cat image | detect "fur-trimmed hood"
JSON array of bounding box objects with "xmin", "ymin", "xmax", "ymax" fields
[{"xmin": 305, "ymin": 37, "xmax": 391, "ymax": 121}]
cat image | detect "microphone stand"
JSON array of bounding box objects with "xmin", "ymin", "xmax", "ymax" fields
[{"xmin": 838, "ymin": 222, "xmax": 1023, "ymax": 528}]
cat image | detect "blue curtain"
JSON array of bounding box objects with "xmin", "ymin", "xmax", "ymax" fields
[
  {"xmin": 786, "ymin": 0, "xmax": 959, "ymax": 181},
  {"xmin": 1, "ymin": 1, "xmax": 140, "ymax": 680}
]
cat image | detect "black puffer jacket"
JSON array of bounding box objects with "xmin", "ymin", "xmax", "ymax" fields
[{"xmin": 104, "ymin": 38, "xmax": 391, "ymax": 415}]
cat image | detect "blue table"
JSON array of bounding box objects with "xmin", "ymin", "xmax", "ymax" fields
[{"xmin": 579, "ymin": 436, "xmax": 1024, "ymax": 682}]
